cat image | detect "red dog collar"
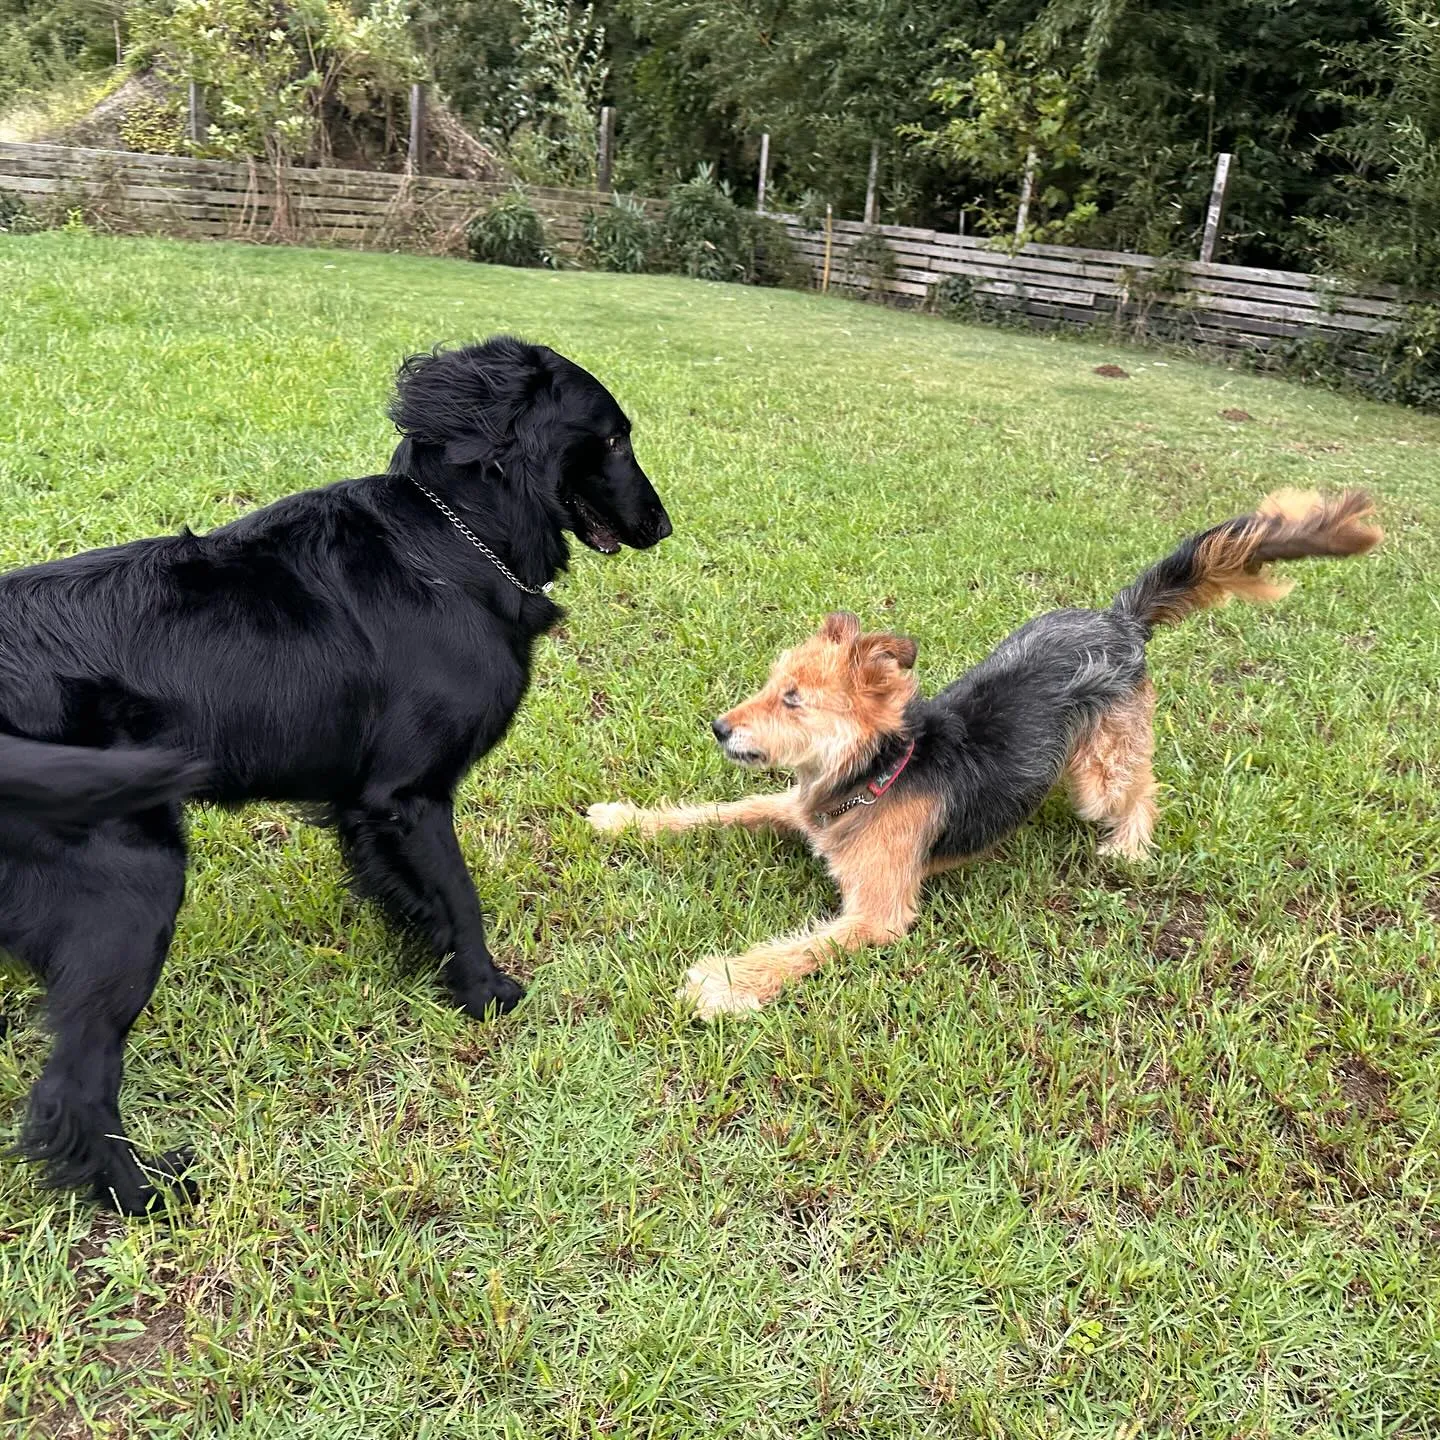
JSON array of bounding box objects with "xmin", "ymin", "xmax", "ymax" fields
[{"xmin": 814, "ymin": 739, "xmax": 916, "ymax": 827}]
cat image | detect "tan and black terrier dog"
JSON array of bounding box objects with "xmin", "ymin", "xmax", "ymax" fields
[{"xmin": 590, "ymin": 490, "xmax": 1380, "ymax": 1017}]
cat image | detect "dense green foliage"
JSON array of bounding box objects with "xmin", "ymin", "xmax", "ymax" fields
[
  {"xmin": 653, "ymin": 166, "xmax": 803, "ymax": 285},
  {"xmin": 465, "ymin": 185, "xmax": 551, "ymax": 266},
  {"xmin": 582, "ymin": 190, "xmax": 657, "ymax": 271},
  {"xmin": 658, "ymin": 164, "xmax": 749, "ymax": 280},
  {"xmin": 0, "ymin": 0, "xmax": 117, "ymax": 110},
  {"xmin": 1305, "ymin": 0, "xmax": 1440, "ymax": 289},
  {"xmin": 129, "ymin": 0, "xmax": 424, "ymax": 165},
  {"xmin": 3, "ymin": 230, "xmax": 1439, "ymax": 1435},
  {"xmin": 5, "ymin": 0, "xmax": 1440, "ymax": 284}
]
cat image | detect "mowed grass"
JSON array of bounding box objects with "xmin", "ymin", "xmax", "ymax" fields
[{"xmin": 0, "ymin": 232, "xmax": 1437, "ymax": 1439}]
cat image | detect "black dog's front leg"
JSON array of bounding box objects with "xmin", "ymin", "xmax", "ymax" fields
[{"xmin": 338, "ymin": 796, "xmax": 524, "ymax": 1019}]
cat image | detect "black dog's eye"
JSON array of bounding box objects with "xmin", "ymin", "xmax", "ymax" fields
[
  {"xmin": 605, "ymin": 435, "xmax": 623, "ymax": 451},
  {"xmin": 781, "ymin": 688, "xmax": 803, "ymax": 709}
]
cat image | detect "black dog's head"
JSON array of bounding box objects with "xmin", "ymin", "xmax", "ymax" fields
[{"xmin": 388, "ymin": 337, "xmax": 671, "ymax": 553}]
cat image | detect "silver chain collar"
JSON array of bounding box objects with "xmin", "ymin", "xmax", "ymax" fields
[
  {"xmin": 407, "ymin": 477, "xmax": 554, "ymax": 596},
  {"xmin": 814, "ymin": 790, "xmax": 879, "ymax": 828}
]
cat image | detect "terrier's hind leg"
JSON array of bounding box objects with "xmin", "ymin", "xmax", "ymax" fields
[{"xmin": 1066, "ymin": 680, "xmax": 1158, "ymax": 861}]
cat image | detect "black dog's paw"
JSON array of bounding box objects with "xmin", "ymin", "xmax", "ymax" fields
[
  {"xmin": 455, "ymin": 971, "xmax": 526, "ymax": 1021},
  {"xmin": 92, "ymin": 1147, "xmax": 199, "ymax": 1216},
  {"xmin": 155, "ymin": 1146, "xmax": 201, "ymax": 1204}
]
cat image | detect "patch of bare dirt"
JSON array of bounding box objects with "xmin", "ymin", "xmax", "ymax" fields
[
  {"xmin": 1338, "ymin": 1057, "xmax": 1394, "ymax": 1118},
  {"xmin": 1093, "ymin": 364, "xmax": 1130, "ymax": 379},
  {"xmin": 1219, "ymin": 408, "xmax": 1253, "ymax": 422},
  {"xmin": 1151, "ymin": 893, "xmax": 1207, "ymax": 962},
  {"xmin": 23, "ymin": 1221, "xmax": 194, "ymax": 1438}
]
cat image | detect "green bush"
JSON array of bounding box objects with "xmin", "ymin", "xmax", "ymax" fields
[
  {"xmin": 659, "ymin": 166, "xmax": 805, "ymax": 287},
  {"xmin": 466, "ymin": 188, "xmax": 551, "ymax": 268},
  {"xmin": 0, "ymin": 189, "xmax": 38, "ymax": 234},
  {"xmin": 793, "ymin": 188, "xmax": 828, "ymax": 233},
  {"xmin": 932, "ymin": 272, "xmax": 977, "ymax": 318},
  {"xmin": 583, "ymin": 193, "xmax": 659, "ymax": 273},
  {"xmin": 844, "ymin": 229, "xmax": 898, "ymax": 299},
  {"xmin": 661, "ymin": 165, "xmax": 746, "ymax": 281},
  {"xmin": 740, "ymin": 211, "xmax": 809, "ymax": 289},
  {"xmin": 117, "ymin": 95, "xmax": 186, "ymax": 156}
]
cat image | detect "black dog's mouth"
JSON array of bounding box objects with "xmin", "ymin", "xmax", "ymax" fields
[{"xmin": 564, "ymin": 492, "xmax": 623, "ymax": 555}]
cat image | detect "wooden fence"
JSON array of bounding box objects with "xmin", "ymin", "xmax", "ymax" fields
[
  {"xmin": 0, "ymin": 141, "xmax": 1412, "ymax": 367},
  {"xmin": 774, "ymin": 213, "xmax": 1406, "ymax": 365},
  {"xmin": 0, "ymin": 141, "xmax": 604, "ymax": 254}
]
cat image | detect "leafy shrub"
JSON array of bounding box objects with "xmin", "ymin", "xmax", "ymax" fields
[
  {"xmin": 1272, "ymin": 304, "xmax": 1440, "ymax": 413},
  {"xmin": 583, "ymin": 192, "xmax": 658, "ymax": 273},
  {"xmin": 793, "ymin": 188, "xmax": 828, "ymax": 232},
  {"xmin": 466, "ymin": 188, "xmax": 551, "ymax": 268},
  {"xmin": 117, "ymin": 95, "xmax": 186, "ymax": 156},
  {"xmin": 0, "ymin": 190, "xmax": 38, "ymax": 234},
  {"xmin": 932, "ymin": 273, "xmax": 976, "ymax": 318},
  {"xmin": 845, "ymin": 229, "xmax": 898, "ymax": 299},
  {"xmin": 658, "ymin": 166, "xmax": 805, "ymax": 287},
  {"xmin": 741, "ymin": 212, "xmax": 810, "ymax": 289},
  {"xmin": 661, "ymin": 164, "xmax": 747, "ymax": 281}
]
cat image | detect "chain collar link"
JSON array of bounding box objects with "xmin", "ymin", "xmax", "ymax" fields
[{"xmin": 406, "ymin": 477, "xmax": 555, "ymax": 596}]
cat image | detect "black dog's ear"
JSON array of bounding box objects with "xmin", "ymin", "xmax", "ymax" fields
[{"xmin": 388, "ymin": 337, "xmax": 549, "ymax": 466}]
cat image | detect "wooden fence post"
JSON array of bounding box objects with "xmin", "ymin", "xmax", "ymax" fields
[
  {"xmin": 597, "ymin": 106, "xmax": 615, "ymax": 192},
  {"xmin": 822, "ymin": 203, "xmax": 833, "ymax": 292},
  {"xmin": 186, "ymin": 81, "xmax": 205, "ymax": 147},
  {"xmin": 114, "ymin": 18, "xmax": 123, "ymax": 64},
  {"xmin": 408, "ymin": 83, "xmax": 427, "ymax": 175},
  {"xmin": 1199, "ymin": 151, "xmax": 1233, "ymax": 264},
  {"xmin": 863, "ymin": 141, "xmax": 879, "ymax": 225},
  {"xmin": 756, "ymin": 132, "xmax": 770, "ymax": 212},
  {"xmin": 1014, "ymin": 147, "xmax": 1037, "ymax": 240}
]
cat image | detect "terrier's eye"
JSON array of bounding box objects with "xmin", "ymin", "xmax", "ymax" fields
[{"xmin": 781, "ymin": 688, "xmax": 803, "ymax": 709}]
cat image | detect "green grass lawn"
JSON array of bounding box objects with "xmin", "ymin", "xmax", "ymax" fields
[{"xmin": 1, "ymin": 233, "xmax": 1438, "ymax": 1438}]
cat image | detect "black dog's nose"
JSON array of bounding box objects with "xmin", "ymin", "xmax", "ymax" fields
[
  {"xmin": 653, "ymin": 509, "xmax": 673, "ymax": 542},
  {"xmin": 711, "ymin": 717, "xmax": 732, "ymax": 743}
]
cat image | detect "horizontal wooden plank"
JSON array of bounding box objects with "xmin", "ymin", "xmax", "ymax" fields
[
  {"xmin": 1178, "ymin": 271, "xmax": 1402, "ymax": 318},
  {"xmin": 0, "ymin": 175, "xmax": 589, "ymax": 242},
  {"xmin": 0, "ymin": 140, "xmax": 618, "ymax": 205},
  {"xmin": 1185, "ymin": 290, "xmax": 1391, "ymax": 334},
  {"xmin": 888, "ymin": 266, "xmax": 1099, "ymax": 309}
]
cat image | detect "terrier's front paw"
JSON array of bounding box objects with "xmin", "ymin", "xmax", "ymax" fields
[
  {"xmin": 681, "ymin": 962, "xmax": 765, "ymax": 1020},
  {"xmin": 587, "ymin": 800, "xmax": 641, "ymax": 834}
]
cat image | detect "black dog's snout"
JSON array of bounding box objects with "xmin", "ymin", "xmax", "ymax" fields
[
  {"xmin": 711, "ymin": 717, "xmax": 732, "ymax": 743},
  {"xmin": 652, "ymin": 509, "xmax": 673, "ymax": 543}
]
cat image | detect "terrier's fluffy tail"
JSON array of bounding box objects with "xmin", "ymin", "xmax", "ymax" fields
[{"xmin": 1113, "ymin": 488, "xmax": 1382, "ymax": 630}]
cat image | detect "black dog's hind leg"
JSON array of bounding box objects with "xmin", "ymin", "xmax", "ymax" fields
[
  {"xmin": 21, "ymin": 828, "xmax": 195, "ymax": 1214},
  {"xmin": 338, "ymin": 795, "xmax": 524, "ymax": 1019}
]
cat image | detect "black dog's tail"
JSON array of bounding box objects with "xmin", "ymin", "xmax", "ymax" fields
[
  {"xmin": 1113, "ymin": 488, "xmax": 1381, "ymax": 631},
  {"xmin": 0, "ymin": 735, "xmax": 206, "ymax": 824}
]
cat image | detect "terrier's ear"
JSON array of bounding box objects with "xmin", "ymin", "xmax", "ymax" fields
[
  {"xmin": 821, "ymin": 611, "xmax": 861, "ymax": 644},
  {"xmin": 854, "ymin": 632, "xmax": 918, "ymax": 670}
]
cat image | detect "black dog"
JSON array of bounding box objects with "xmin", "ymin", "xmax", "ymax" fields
[{"xmin": 0, "ymin": 336, "xmax": 671, "ymax": 1213}]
